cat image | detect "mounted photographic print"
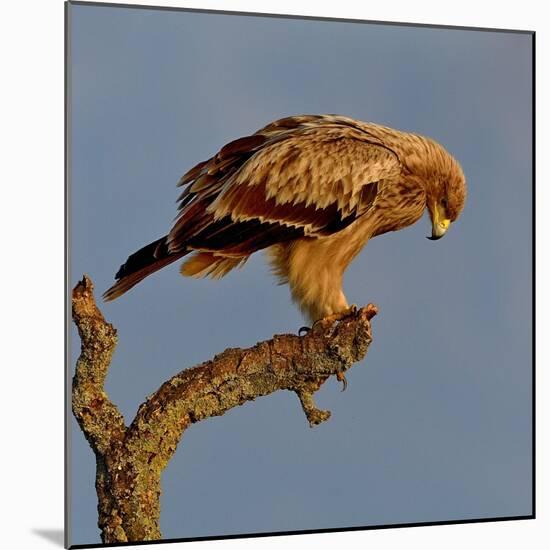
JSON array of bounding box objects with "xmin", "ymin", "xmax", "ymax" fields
[{"xmin": 65, "ymin": 1, "xmax": 535, "ymax": 547}]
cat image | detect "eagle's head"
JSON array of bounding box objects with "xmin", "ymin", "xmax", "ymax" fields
[{"xmin": 425, "ymin": 149, "xmax": 467, "ymax": 241}]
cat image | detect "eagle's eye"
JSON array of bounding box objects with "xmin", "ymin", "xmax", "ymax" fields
[{"xmin": 441, "ymin": 197, "xmax": 448, "ymax": 209}]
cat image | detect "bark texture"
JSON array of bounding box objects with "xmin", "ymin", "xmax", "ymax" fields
[{"xmin": 72, "ymin": 275, "xmax": 378, "ymax": 543}]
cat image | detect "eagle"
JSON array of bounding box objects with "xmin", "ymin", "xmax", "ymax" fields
[{"xmin": 104, "ymin": 114, "xmax": 466, "ymax": 323}]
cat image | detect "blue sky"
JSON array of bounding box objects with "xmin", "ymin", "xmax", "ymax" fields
[{"xmin": 68, "ymin": 3, "xmax": 533, "ymax": 545}]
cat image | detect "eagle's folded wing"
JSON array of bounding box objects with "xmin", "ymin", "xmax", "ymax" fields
[{"xmin": 167, "ymin": 119, "xmax": 402, "ymax": 256}]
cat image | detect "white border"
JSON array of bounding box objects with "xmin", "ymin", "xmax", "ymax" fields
[{"xmin": 2, "ymin": 1, "xmax": 545, "ymax": 549}]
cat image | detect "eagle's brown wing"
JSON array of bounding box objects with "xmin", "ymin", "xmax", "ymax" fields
[{"xmin": 167, "ymin": 118, "xmax": 402, "ymax": 256}]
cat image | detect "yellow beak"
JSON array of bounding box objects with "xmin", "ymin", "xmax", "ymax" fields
[{"xmin": 427, "ymin": 206, "xmax": 451, "ymax": 241}]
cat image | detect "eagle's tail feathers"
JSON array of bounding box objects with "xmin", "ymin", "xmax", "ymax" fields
[{"xmin": 103, "ymin": 236, "xmax": 186, "ymax": 301}]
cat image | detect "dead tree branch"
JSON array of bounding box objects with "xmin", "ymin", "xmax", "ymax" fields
[{"xmin": 71, "ymin": 275, "xmax": 377, "ymax": 543}]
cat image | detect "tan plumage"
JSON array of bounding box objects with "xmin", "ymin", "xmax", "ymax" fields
[{"xmin": 104, "ymin": 114, "xmax": 466, "ymax": 322}]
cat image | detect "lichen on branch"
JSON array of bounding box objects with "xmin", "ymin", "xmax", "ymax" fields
[{"xmin": 71, "ymin": 275, "xmax": 377, "ymax": 543}]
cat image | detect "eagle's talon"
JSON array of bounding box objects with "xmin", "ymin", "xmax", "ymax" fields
[
  {"xmin": 298, "ymin": 326, "xmax": 311, "ymax": 336},
  {"xmin": 336, "ymin": 371, "xmax": 348, "ymax": 391},
  {"xmin": 312, "ymin": 312, "xmax": 342, "ymax": 333}
]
